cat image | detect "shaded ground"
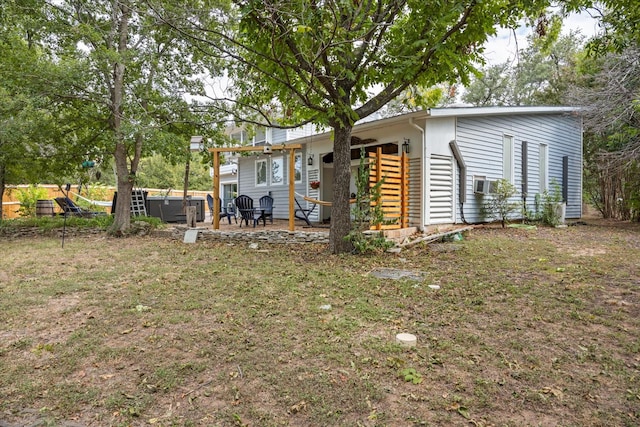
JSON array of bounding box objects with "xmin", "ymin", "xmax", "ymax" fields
[{"xmin": 0, "ymin": 216, "xmax": 639, "ymax": 426}]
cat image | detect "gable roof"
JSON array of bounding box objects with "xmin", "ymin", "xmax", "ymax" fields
[{"xmin": 291, "ymin": 106, "xmax": 580, "ymax": 145}]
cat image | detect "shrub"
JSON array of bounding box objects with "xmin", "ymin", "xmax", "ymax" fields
[
  {"xmin": 539, "ymin": 180, "xmax": 564, "ymax": 227},
  {"xmin": 15, "ymin": 185, "xmax": 49, "ymax": 217},
  {"xmin": 482, "ymin": 179, "xmax": 520, "ymax": 228}
]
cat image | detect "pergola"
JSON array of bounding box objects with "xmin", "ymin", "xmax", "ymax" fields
[{"xmin": 208, "ymin": 144, "xmax": 302, "ymax": 231}]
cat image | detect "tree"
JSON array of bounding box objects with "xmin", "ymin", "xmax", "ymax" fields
[
  {"xmin": 565, "ymin": 45, "xmax": 640, "ymax": 220},
  {"xmin": 463, "ymin": 31, "xmax": 585, "ymax": 106},
  {"xmin": 0, "ymin": 1, "xmax": 85, "ymax": 218},
  {"xmin": 166, "ymin": 0, "xmax": 557, "ymax": 253},
  {"xmin": 33, "ymin": 1, "xmax": 225, "ymax": 233}
]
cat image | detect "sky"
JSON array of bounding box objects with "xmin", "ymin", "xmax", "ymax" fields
[{"xmin": 481, "ymin": 10, "xmax": 604, "ymax": 66}]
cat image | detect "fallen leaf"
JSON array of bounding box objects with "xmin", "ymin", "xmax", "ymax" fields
[{"xmin": 289, "ymin": 400, "xmax": 307, "ymax": 414}]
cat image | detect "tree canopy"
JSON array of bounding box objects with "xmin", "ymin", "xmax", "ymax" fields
[{"xmin": 167, "ymin": 0, "xmax": 564, "ymax": 253}]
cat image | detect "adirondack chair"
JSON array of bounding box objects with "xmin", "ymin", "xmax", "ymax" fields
[
  {"xmin": 207, "ymin": 194, "xmax": 236, "ymax": 224},
  {"xmin": 234, "ymin": 195, "xmax": 255, "ymax": 227},
  {"xmin": 257, "ymin": 195, "xmax": 274, "ymax": 226}
]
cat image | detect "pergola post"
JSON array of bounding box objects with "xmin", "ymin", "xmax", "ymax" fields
[
  {"xmin": 212, "ymin": 150, "xmax": 220, "ymax": 230},
  {"xmin": 288, "ymin": 148, "xmax": 295, "ymax": 231}
]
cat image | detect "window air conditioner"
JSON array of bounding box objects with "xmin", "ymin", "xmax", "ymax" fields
[{"xmin": 474, "ymin": 178, "xmax": 491, "ymax": 194}]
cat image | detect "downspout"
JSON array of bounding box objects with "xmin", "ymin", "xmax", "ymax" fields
[
  {"xmin": 409, "ymin": 116, "xmax": 426, "ymax": 230},
  {"xmin": 449, "ymin": 140, "xmax": 468, "ymax": 224}
]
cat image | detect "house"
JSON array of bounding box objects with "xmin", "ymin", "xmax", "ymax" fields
[{"xmin": 223, "ymin": 106, "xmax": 582, "ymax": 230}]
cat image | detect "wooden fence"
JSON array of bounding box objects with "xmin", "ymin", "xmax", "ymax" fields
[
  {"xmin": 1, "ymin": 185, "xmax": 210, "ymax": 219},
  {"xmin": 369, "ymin": 149, "xmax": 409, "ymax": 230}
]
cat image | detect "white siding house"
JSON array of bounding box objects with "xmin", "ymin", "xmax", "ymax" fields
[{"xmin": 235, "ymin": 106, "xmax": 582, "ymax": 229}]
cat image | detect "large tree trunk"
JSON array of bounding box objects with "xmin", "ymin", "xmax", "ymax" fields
[
  {"xmin": 107, "ymin": 3, "xmax": 132, "ymax": 234},
  {"xmin": 0, "ymin": 163, "xmax": 5, "ymax": 220},
  {"xmin": 329, "ymin": 125, "xmax": 354, "ymax": 254}
]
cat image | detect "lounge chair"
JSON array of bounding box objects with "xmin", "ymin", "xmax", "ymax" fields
[
  {"xmin": 54, "ymin": 197, "xmax": 106, "ymax": 218},
  {"xmin": 294, "ymin": 197, "xmax": 317, "ymax": 226}
]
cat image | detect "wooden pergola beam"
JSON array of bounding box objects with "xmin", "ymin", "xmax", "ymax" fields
[{"xmin": 208, "ymin": 144, "xmax": 303, "ymax": 231}]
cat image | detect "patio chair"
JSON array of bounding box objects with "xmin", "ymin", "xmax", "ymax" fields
[
  {"xmin": 207, "ymin": 194, "xmax": 237, "ymax": 224},
  {"xmin": 55, "ymin": 197, "xmax": 106, "ymax": 218},
  {"xmin": 234, "ymin": 195, "xmax": 256, "ymax": 227},
  {"xmin": 294, "ymin": 197, "xmax": 317, "ymax": 226},
  {"xmin": 257, "ymin": 195, "xmax": 274, "ymax": 226}
]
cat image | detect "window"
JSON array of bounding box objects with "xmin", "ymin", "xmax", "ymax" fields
[
  {"xmin": 222, "ymin": 183, "xmax": 237, "ymax": 206},
  {"xmin": 539, "ymin": 143, "xmax": 548, "ymax": 192},
  {"xmin": 254, "ymin": 127, "xmax": 266, "ymax": 144},
  {"xmin": 294, "ymin": 153, "xmax": 302, "ymax": 183},
  {"xmin": 272, "ymin": 157, "xmax": 284, "ymax": 185},
  {"xmin": 256, "ymin": 159, "xmax": 267, "ymax": 186},
  {"xmin": 503, "ymin": 135, "xmax": 514, "ymax": 183}
]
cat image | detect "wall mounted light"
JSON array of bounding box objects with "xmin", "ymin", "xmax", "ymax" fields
[
  {"xmin": 402, "ymin": 138, "xmax": 410, "ymax": 154},
  {"xmin": 307, "ymin": 154, "xmax": 314, "ymax": 166},
  {"xmin": 263, "ymin": 145, "xmax": 272, "ymax": 155}
]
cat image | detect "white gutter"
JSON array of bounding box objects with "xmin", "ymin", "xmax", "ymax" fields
[{"xmin": 409, "ymin": 116, "xmax": 427, "ymax": 230}]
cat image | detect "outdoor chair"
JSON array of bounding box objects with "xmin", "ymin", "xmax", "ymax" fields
[
  {"xmin": 294, "ymin": 197, "xmax": 317, "ymax": 226},
  {"xmin": 207, "ymin": 194, "xmax": 237, "ymax": 224},
  {"xmin": 257, "ymin": 195, "xmax": 274, "ymax": 226},
  {"xmin": 55, "ymin": 197, "xmax": 106, "ymax": 218},
  {"xmin": 234, "ymin": 195, "xmax": 256, "ymax": 227}
]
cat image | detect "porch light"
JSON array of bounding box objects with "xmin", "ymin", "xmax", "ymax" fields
[
  {"xmin": 263, "ymin": 145, "xmax": 272, "ymax": 154},
  {"xmin": 402, "ymin": 138, "xmax": 410, "ymax": 154},
  {"xmin": 307, "ymin": 154, "xmax": 314, "ymax": 166}
]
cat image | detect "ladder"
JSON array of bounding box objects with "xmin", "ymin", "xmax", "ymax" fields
[{"xmin": 130, "ymin": 190, "xmax": 147, "ymax": 217}]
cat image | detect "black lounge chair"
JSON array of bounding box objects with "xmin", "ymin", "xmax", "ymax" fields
[
  {"xmin": 294, "ymin": 197, "xmax": 317, "ymax": 226},
  {"xmin": 55, "ymin": 197, "xmax": 106, "ymax": 218}
]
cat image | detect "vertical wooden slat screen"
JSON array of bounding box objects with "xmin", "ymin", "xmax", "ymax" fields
[{"xmin": 368, "ymin": 149, "xmax": 409, "ymax": 230}]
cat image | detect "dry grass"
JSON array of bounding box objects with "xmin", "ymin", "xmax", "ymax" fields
[{"xmin": 1, "ymin": 218, "xmax": 639, "ymax": 426}]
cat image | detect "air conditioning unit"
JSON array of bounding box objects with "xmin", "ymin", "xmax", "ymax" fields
[{"xmin": 474, "ymin": 178, "xmax": 491, "ymax": 194}]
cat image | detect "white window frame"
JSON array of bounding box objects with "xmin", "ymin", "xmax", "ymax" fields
[
  {"xmin": 539, "ymin": 143, "xmax": 548, "ymax": 192},
  {"xmin": 294, "ymin": 153, "xmax": 302, "ymax": 183},
  {"xmin": 271, "ymin": 157, "xmax": 284, "ymax": 185},
  {"xmin": 503, "ymin": 134, "xmax": 515, "ymax": 184},
  {"xmin": 256, "ymin": 159, "xmax": 267, "ymax": 186}
]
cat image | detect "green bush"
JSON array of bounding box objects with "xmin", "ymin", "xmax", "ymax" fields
[
  {"xmin": 15, "ymin": 185, "xmax": 49, "ymax": 217},
  {"xmin": 482, "ymin": 179, "xmax": 520, "ymax": 228},
  {"xmin": 539, "ymin": 180, "xmax": 564, "ymax": 227}
]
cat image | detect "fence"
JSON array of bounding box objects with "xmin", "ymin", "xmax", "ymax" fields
[{"xmin": 1, "ymin": 185, "xmax": 211, "ymax": 219}]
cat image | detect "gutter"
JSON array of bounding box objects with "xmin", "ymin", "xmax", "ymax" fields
[{"xmin": 409, "ymin": 116, "xmax": 426, "ymax": 230}]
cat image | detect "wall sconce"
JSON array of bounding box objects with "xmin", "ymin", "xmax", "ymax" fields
[
  {"xmin": 402, "ymin": 138, "xmax": 410, "ymax": 154},
  {"xmin": 263, "ymin": 145, "xmax": 272, "ymax": 155},
  {"xmin": 307, "ymin": 154, "xmax": 314, "ymax": 166}
]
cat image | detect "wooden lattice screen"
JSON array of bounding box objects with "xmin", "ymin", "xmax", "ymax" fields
[{"xmin": 369, "ymin": 148, "xmax": 409, "ymax": 230}]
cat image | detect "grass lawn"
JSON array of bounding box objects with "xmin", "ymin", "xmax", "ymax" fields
[{"xmin": 1, "ymin": 218, "xmax": 639, "ymax": 426}]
